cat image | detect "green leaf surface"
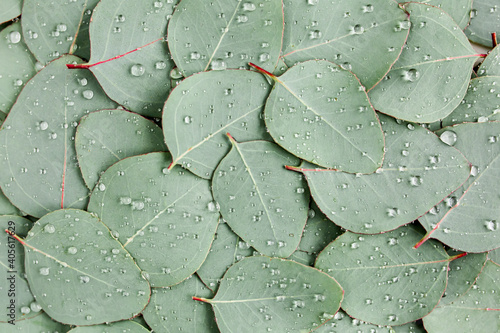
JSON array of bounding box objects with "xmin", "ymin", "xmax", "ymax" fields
[
  {"xmin": 143, "ymin": 276, "xmax": 219, "ymax": 333},
  {"xmin": 489, "ymin": 248, "xmax": 500, "ymax": 265},
  {"xmin": 465, "ymin": 0, "xmax": 500, "ymax": 47},
  {"xmin": 67, "ymin": 320, "xmax": 150, "ymax": 332},
  {"xmin": 315, "ymin": 310, "xmax": 393, "ymax": 333},
  {"xmin": 478, "ymin": 44, "xmax": 500, "ymax": 76},
  {"xmin": 0, "ymin": 312, "xmax": 70, "ymax": 332},
  {"xmin": 0, "ymin": 22, "xmax": 37, "ymax": 113},
  {"xmin": 418, "ymin": 122, "xmax": 500, "ymax": 252},
  {"xmin": 397, "ymin": 0, "xmax": 472, "ymax": 30},
  {"xmin": 163, "ymin": 69, "xmax": 271, "ymax": 179},
  {"xmin": 0, "ymin": 0, "xmax": 21, "ymax": 25},
  {"xmin": 263, "ymin": 60, "xmax": 384, "ymax": 172},
  {"xmin": 391, "ymin": 321, "xmax": 426, "ymax": 333},
  {"xmin": 87, "ymin": 152, "xmax": 219, "ymax": 287},
  {"xmin": 212, "ymin": 139, "xmax": 309, "ymax": 257},
  {"xmin": 423, "ymin": 260, "xmax": 500, "ymax": 333},
  {"xmin": 23, "ymin": 209, "xmax": 150, "ymax": 325},
  {"xmin": 75, "ymin": 109, "xmax": 167, "ymax": 190},
  {"xmin": 21, "ymin": 0, "xmax": 99, "ymax": 63},
  {"xmin": 196, "ymin": 222, "xmax": 254, "ymax": 292},
  {"xmin": 281, "ymin": 0, "xmax": 409, "ymax": 89},
  {"xmin": 0, "ymin": 55, "xmax": 117, "ymax": 218},
  {"xmin": 0, "ymin": 111, "xmax": 20, "ymax": 215},
  {"xmin": 167, "ymin": 0, "xmax": 283, "ymax": 77},
  {"xmin": 294, "ymin": 115, "xmax": 470, "ymax": 234},
  {"xmin": 315, "ymin": 224, "xmax": 451, "ymax": 326},
  {"xmin": 202, "ymin": 256, "xmax": 343, "ymax": 333},
  {"xmin": 369, "ymin": 2, "xmax": 478, "ymax": 123},
  {"xmin": 87, "ymin": 0, "xmax": 176, "ymax": 117}
]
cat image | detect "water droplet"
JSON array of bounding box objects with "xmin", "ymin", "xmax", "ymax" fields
[
  {"xmin": 20, "ymin": 306, "xmax": 30, "ymax": 314},
  {"xmin": 130, "ymin": 64, "xmax": 145, "ymax": 77},
  {"xmin": 8, "ymin": 31, "xmax": 21, "ymax": 44},
  {"xmin": 183, "ymin": 116, "xmax": 193, "ymax": 124},
  {"xmin": 155, "ymin": 61, "xmax": 167, "ymax": 70},
  {"xmin": 439, "ymin": 130, "xmax": 457, "ymax": 146},
  {"xmin": 39, "ymin": 267, "xmax": 50, "ymax": 276},
  {"xmin": 309, "ymin": 30, "xmax": 322, "ymax": 39},
  {"xmin": 79, "ymin": 275, "xmax": 90, "ymax": 283},
  {"xmin": 307, "ymin": 0, "xmax": 318, "ymax": 5},
  {"xmin": 402, "ymin": 69, "xmax": 419, "ymax": 82},
  {"xmin": 409, "ymin": 176, "xmax": 422, "ymax": 187},
  {"xmin": 44, "ymin": 224, "xmax": 55, "ymax": 233},
  {"xmin": 350, "ymin": 24, "xmax": 364, "ymax": 34},
  {"xmin": 30, "ymin": 302, "xmax": 42, "ymax": 312},
  {"xmin": 362, "ymin": 4, "xmax": 374, "ymax": 13},
  {"xmin": 119, "ymin": 197, "xmax": 132, "ymax": 205},
  {"xmin": 39, "ymin": 121, "xmax": 49, "ymax": 131},
  {"xmin": 132, "ymin": 201, "xmax": 145, "ymax": 210},
  {"xmin": 211, "ymin": 59, "xmax": 227, "ymax": 70},
  {"xmin": 386, "ymin": 208, "xmax": 400, "ymax": 218},
  {"xmin": 243, "ymin": 2, "xmax": 256, "ymax": 11},
  {"xmin": 67, "ymin": 246, "xmax": 78, "ymax": 254},
  {"xmin": 485, "ymin": 220, "xmax": 499, "ymax": 231}
]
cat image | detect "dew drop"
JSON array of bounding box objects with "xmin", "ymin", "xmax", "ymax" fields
[
  {"xmin": 485, "ymin": 220, "xmax": 499, "ymax": 231},
  {"xmin": 402, "ymin": 69, "xmax": 419, "ymax": 82},
  {"xmin": 39, "ymin": 121, "xmax": 49, "ymax": 131},
  {"xmin": 8, "ymin": 31, "xmax": 21, "ymax": 44},
  {"xmin": 439, "ymin": 130, "xmax": 457, "ymax": 146},
  {"xmin": 67, "ymin": 246, "xmax": 78, "ymax": 254},
  {"xmin": 39, "ymin": 267, "xmax": 50, "ymax": 276},
  {"xmin": 82, "ymin": 90, "xmax": 94, "ymax": 100},
  {"xmin": 44, "ymin": 224, "xmax": 55, "ymax": 234},
  {"xmin": 130, "ymin": 64, "xmax": 145, "ymax": 77}
]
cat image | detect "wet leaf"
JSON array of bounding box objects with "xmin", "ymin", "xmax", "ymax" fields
[
  {"xmin": 262, "ymin": 60, "xmax": 384, "ymax": 172},
  {"xmin": 199, "ymin": 256, "xmax": 343, "ymax": 333},
  {"xmin": 67, "ymin": 320, "xmax": 150, "ymax": 332},
  {"xmin": 0, "ymin": 312, "xmax": 70, "ymax": 332},
  {"xmin": 87, "ymin": 152, "xmax": 219, "ymax": 287},
  {"xmin": 75, "ymin": 109, "xmax": 167, "ymax": 190},
  {"xmin": 281, "ymin": 0, "xmax": 409, "ymax": 89},
  {"xmin": 143, "ymin": 275, "xmax": 218, "ymax": 332},
  {"xmin": 168, "ymin": 0, "xmax": 283, "ymax": 77},
  {"xmin": 163, "ymin": 69, "xmax": 271, "ymax": 179},
  {"xmin": 291, "ymin": 115, "xmax": 470, "ymax": 234},
  {"xmin": 0, "ymin": 55, "xmax": 117, "ymax": 218},
  {"xmin": 369, "ymin": 2, "xmax": 478, "ymax": 123},
  {"xmin": 397, "ymin": 0, "xmax": 472, "ymax": 30},
  {"xmin": 23, "ymin": 209, "xmax": 150, "ymax": 325},
  {"xmin": 315, "ymin": 310, "xmax": 393, "ymax": 333},
  {"xmin": 0, "ymin": 0, "xmax": 21, "ymax": 24},
  {"xmin": 465, "ymin": 0, "xmax": 500, "ymax": 47},
  {"xmin": 423, "ymin": 260, "xmax": 500, "ymax": 332},
  {"xmin": 477, "ymin": 44, "xmax": 500, "ymax": 76},
  {"xmin": 316, "ymin": 224, "xmax": 454, "ymax": 326},
  {"xmin": 212, "ymin": 138, "xmax": 309, "ymax": 257}
]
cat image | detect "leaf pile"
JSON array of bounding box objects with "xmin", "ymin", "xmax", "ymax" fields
[{"xmin": 0, "ymin": 0, "xmax": 499, "ymax": 332}]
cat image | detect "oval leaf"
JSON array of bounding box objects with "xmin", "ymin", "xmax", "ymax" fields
[{"xmin": 465, "ymin": 0, "xmax": 500, "ymax": 47}]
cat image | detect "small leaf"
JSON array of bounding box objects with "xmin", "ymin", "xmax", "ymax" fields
[
  {"xmin": 316, "ymin": 224, "xmax": 453, "ymax": 326},
  {"xmin": 199, "ymin": 256, "xmax": 343, "ymax": 333},
  {"xmin": 75, "ymin": 109, "xmax": 167, "ymax": 190},
  {"xmin": 212, "ymin": 139, "xmax": 309, "ymax": 257},
  {"xmin": 369, "ymin": 2, "xmax": 479, "ymax": 123},
  {"xmin": 0, "ymin": 312, "xmax": 70, "ymax": 332},
  {"xmin": 87, "ymin": 152, "xmax": 219, "ymax": 287},
  {"xmin": 423, "ymin": 260, "xmax": 500, "ymax": 332},
  {"xmin": 143, "ymin": 276, "xmax": 219, "ymax": 332},
  {"xmin": 22, "ymin": 209, "xmax": 151, "ymax": 325},
  {"xmin": 67, "ymin": 320, "xmax": 150, "ymax": 332},
  {"xmin": 261, "ymin": 60, "xmax": 384, "ymax": 172},
  {"xmin": 477, "ymin": 44, "xmax": 500, "ymax": 76},
  {"xmin": 465, "ymin": 0, "xmax": 500, "ymax": 47},
  {"xmin": 163, "ymin": 69, "xmax": 271, "ymax": 179},
  {"xmin": 315, "ymin": 309, "xmax": 393, "ymax": 333},
  {"xmin": 0, "ymin": 0, "xmax": 21, "ymax": 24},
  {"xmin": 167, "ymin": 0, "xmax": 284, "ymax": 77}
]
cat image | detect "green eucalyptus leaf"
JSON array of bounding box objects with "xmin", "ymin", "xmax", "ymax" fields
[
  {"xmin": 196, "ymin": 222, "xmax": 254, "ymax": 292},
  {"xmin": 143, "ymin": 276, "xmax": 219, "ymax": 332},
  {"xmin": 263, "ymin": 60, "xmax": 384, "ymax": 172},
  {"xmin": 465, "ymin": 0, "xmax": 500, "ymax": 47},
  {"xmin": 0, "ymin": 0, "xmax": 21, "ymax": 24},
  {"xmin": 391, "ymin": 321, "xmax": 426, "ymax": 333},
  {"xmin": 478, "ymin": 44, "xmax": 500, "ymax": 76},
  {"xmin": 369, "ymin": 2, "xmax": 478, "ymax": 123},
  {"xmin": 23, "ymin": 209, "xmax": 150, "ymax": 325},
  {"xmin": 75, "ymin": 109, "xmax": 167, "ymax": 190},
  {"xmin": 293, "ymin": 115, "xmax": 470, "ymax": 234},
  {"xmin": 281, "ymin": 0, "xmax": 409, "ymax": 89},
  {"xmin": 397, "ymin": 0, "xmax": 472, "ymax": 30},
  {"xmin": 0, "ymin": 191, "xmax": 21, "ymax": 215},
  {"xmin": 0, "ymin": 312, "xmax": 70, "ymax": 332},
  {"xmin": 87, "ymin": 152, "xmax": 219, "ymax": 287},
  {"xmin": 287, "ymin": 250, "xmax": 313, "ymax": 266},
  {"xmin": 87, "ymin": 0, "xmax": 176, "ymax": 116},
  {"xmin": 0, "ymin": 110, "xmax": 6, "ymax": 123},
  {"xmin": 423, "ymin": 260, "xmax": 500, "ymax": 332},
  {"xmin": 21, "ymin": 0, "xmax": 99, "ymax": 63},
  {"xmin": 489, "ymin": 248, "xmax": 500, "ymax": 265},
  {"xmin": 163, "ymin": 69, "xmax": 271, "ymax": 179},
  {"xmin": 315, "ymin": 310, "xmax": 393, "ymax": 333},
  {"xmin": 199, "ymin": 256, "xmax": 343, "ymax": 333},
  {"xmin": 316, "ymin": 224, "xmax": 452, "ymax": 326},
  {"xmin": 0, "ymin": 55, "xmax": 117, "ymax": 218},
  {"xmin": 212, "ymin": 139, "xmax": 309, "ymax": 257},
  {"xmin": 0, "ymin": 22, "xmax": 37, "ymax": 113},
  {"xmin": 67, "ymin": 320, "xmax": 150, "ymax": 332},
  {"xmin": 167, "ymin": 0, "xmax": 283, "ymax": 77},
  {"xmin": 418, "ymin": 122, "xmax": 500, "ymax": 252}
]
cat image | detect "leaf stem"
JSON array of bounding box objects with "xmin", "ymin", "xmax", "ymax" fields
[
  {"xmin": 226, "ymin": 132, "xmax": 236, "ymax": 144},
  {"xmin": 192, "ymin": 296, "xmax": 210, "ymax": 303},
  {"xmin": 248, "ymin": 62, "xmax": 277, "ymax": 81},
  {"xmin": 448, "ymin": 252, "xmax": 467, "ymax": 261},
  {"xmin": 4, "ymin": 229, "xmax": 26, "ymax": 246},
  {"xmin": 492, "ymin": 33, "xmax": 498, "ymax": 48}
]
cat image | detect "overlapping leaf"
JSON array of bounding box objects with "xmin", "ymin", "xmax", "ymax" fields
[
  {"xmin": 75, "ymin": 109, "xmax": 167, "ymax": 190},
  {"xmin": 163, "ymin": 69, "xmax": 271, "ymax": 179},
  {"xmin": 369, "ymin": 3, "xmax": 478, "ymax": 123},
  {"xmin": 0, "ymin": 0, "xmax": 21, "ymax": 24},
  {"xmin": 262, "ymin": 60, "xmax": 384, "ymax": 172},
  {"xmin": 478, "ymin": 44, "xmax": 500, "ymax": 76},
  {"xmin": 212, "ymin": 139, "xmax": 309, "ymax": 257},
  {"xmin": 23, "ymin": 209, "xmax": 150, "ymax": 325},
  {"xmin": 291, "ymin": 115, "xmax": 470, "ymax": 234},
  {"xmin": 281, "ymin": 0, "xmax": 409, "ymax": 89},
  {"xmin": 87, "ymin": 152, "xmax": 219, "ymax": 287},
  {"xmin": 465, "ymin": 0, "xmax": 500, "ymax": 47},
  {"xmin": 167, "ymin": 0, "xmax": 283, "ymax": 77},
  {"xmin": 198, "ymin": 256, "xmax": 343, "ymax": 333},
  {"xmin": 0, "ymin": 55, "xmax": 117, "ymax": 218}
]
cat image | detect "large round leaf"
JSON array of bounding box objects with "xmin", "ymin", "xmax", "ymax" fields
[
  {"xmin": 397, "ymin": 0, "xmax": 472, "ymax": 30},
  {"xmin": 291, "ymin": 115, "xmax": 470, "ymax": 234},
  {"xmin": 281, "ymin": 0, "xmax": 409, "ymax": 89},
  {"xmin": 22, "ymin": 209, "xmax": 151, "ymax": 325},
  {"xmin": 0, "ymin": 0, "xmax": 21, "ymax": 24},
  {"xmin": 162, "ymin": 69, "xmax": 271, "ymax": 179},
  {"xmin": 21, "ymin": 0, "xmax": 99, "ymax": 63},
  {"xmin": 212, "ymin": 139, "xmax": 309, "ymax": 257},
  {"xmin": 316, "ymin": 224, "xmax": 454, "ymax": 326},
  {"xmin": 0, "ymin": 55, "xmax": 117, "ymax": 218},
  {"xmin": 465, "ymin": 0, "xmax": 500, "ymax": 47},
  {"xmin": 262, "ymin": 60, "xmax": 384, "ymax": 172},
  {"xmin": 68, "ymin": 320, "xmax": 150, "ymax": 332},
  {"xmin": 0, "ymin": 22, "xmax": 37, "ymax": 113},
  {"xmin": 86, "ymin": 0, "xmax": 176, "ymax": 116},
  {"xmin": 87, "ymin": 152, "xmax": 219, "ymax": 287},
  {"xmin": 198, "ymin": 256, "xmax": 343, "ymax": 333},
  {"xmin": 167, "ymin": 0, "xmax": 283, "ymax": 77},
  {"xmin": 418, "ymin": 122, "xmax": 500, "ymax": 252},
  {"xmin": 369, "ymin": 3, "xmax": 478, "ymax": 123},
  {"xmin": 423, "ymin": 260, "xmax": 500, "ymax": 332},
  {"xmin": 75, "ymin": 109, "xmax": 167, "ymax": 190}
]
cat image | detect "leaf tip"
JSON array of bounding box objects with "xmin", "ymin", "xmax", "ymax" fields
[
  {"xmin": 226, "ymin": 132, "xmax": 236, "ymax": 143},
  {"xmin": 192, "ymin": 296, "xmax": 210, "ymax": 303}
]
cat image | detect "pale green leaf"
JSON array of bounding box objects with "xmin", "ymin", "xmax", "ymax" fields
[
  {"xmin": 465, "ymin": 0, "xmax": 500, "ymax": 47},
  {"xmin": 0, "ymin": 0, "xmax": 22, "ymax": 24},
  {"xmin": 397, "ymin": 0, "xmax": 472, "ymax": 30}
]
